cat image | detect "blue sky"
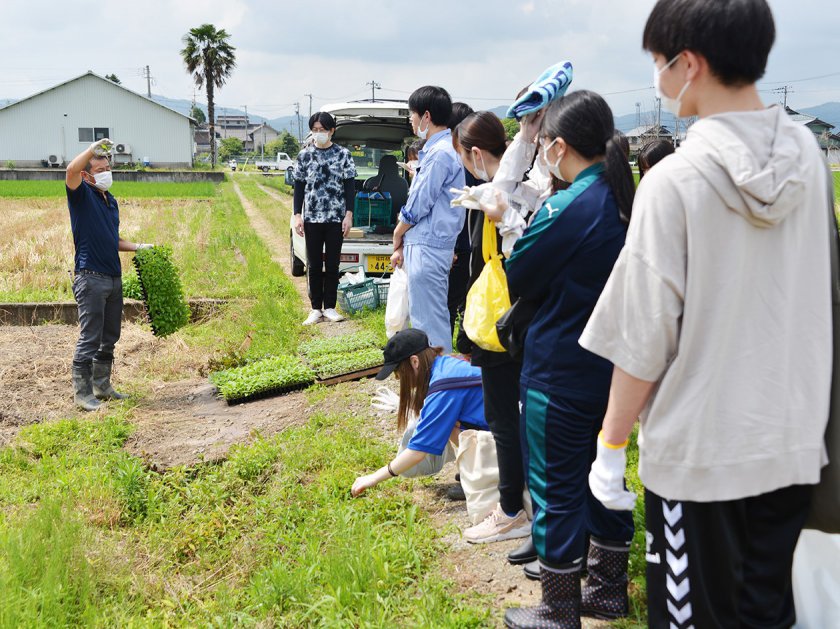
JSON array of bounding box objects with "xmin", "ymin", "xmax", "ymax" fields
[{"xmin": 1, "ymin": 0, "xmax": 838, "ymax": 119}]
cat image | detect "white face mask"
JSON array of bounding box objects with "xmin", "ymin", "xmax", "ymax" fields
[
  {"xmin": 471, "ymin": 150, "xmax": 489, "ymax": 181},
  {"xmin": 92, "ymin": 170, "xmax": 113, "ymax": 191},
  {"xmin": 541, "ymin": 138, "xmax": 566, "ymax": 182},
  {"xmin": 313, "ymin": 131, "xmax": 330, "ymax": 147},
  {"xmin": 654, "ymin": 53, "xmax": 692, "ymax": 118},
  {"xmin": 416, "ymin": 114, "xmax": 429, "ymax": 140}
]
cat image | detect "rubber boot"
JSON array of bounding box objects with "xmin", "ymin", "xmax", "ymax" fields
[
  {"xmin": 508, "ymin": 536, "xmax": 537, "ymax": 565},
  {"xmin": 72, "ymin": 363, "xmax": 101, "ymax": 412},
  {"xmin": 580, "ymin": 537, "xmax": 630, "ymax": 620},
  {"xmin": 504, "ymin": 566, "xmax": 581, "ymax": 629},
  {"xmin": 92, "ymin": 359, "xmax": 128, "ymax": 400},
  {"xmin": 523, "ymin": 559, "xmax": 540, "ymax": 580}
]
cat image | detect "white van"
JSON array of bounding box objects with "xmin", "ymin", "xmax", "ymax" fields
[{"xmin": 289, "ymin": 100, "xmax": 414, "ymax": 278}]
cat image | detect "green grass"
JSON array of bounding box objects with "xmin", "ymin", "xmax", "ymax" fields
[
  {"xmin": 0, "ymin": 180, "xmax": 219, "ymax": 198},
  {"xmin": 258, "ymin": 175, "xmax": 293, "ymax": 196},
  {"xmin": 0, "ymin": 406, "xmax": 491, "ymax": 627}
]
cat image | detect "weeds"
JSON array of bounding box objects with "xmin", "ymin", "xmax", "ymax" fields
[{"xmin": 0, "ymin": 181, "xmax": 218, "ymax": 198}]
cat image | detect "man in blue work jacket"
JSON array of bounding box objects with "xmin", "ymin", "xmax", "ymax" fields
[{"xmin": 390, "ymin": 86, "xmax": 465, "ymax": 353}]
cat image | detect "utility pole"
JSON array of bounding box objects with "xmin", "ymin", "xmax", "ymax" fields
[
  {"xmin": 773, "ymin": 85, "xmax": 794, "ymax": 108},
  {"xmin": 304, "ymin": 93, "xmax": 313, "ymax": 118},
  {"xmin": 635, "ymin": 102, "xmax": 641, "ymax": 128},
  {"xmin": 655, "ymin": 97, "xmax": 662, "ymax": 137},
  {"xmin": 294, "ymin": 102, "xmax": 302, "ymax": 143},
  {"xmin": 222, "ymin": 107, "xmax": 227, "ymax": 138},
  {"xmin": 143, "ymin": 65, "xmax": 152, "ymax": 98},
  {"xmin": 242, "ymin": 105, "xmax": 249, "ymax": 151},
  {"xmin": 366, "ymin": 80, "xmax": 381, "ymax": 102}
]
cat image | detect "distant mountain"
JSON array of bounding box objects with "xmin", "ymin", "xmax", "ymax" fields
[
  {"xmin": 800, "ymin": 102, "xmax": 840, "ymax": 131},
  {"xmin": 149, "ymin": 96, "xmax": 303, "ymax": 136}
]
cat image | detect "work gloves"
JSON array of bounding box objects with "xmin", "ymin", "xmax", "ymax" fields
[
  {"xmin": 589, "ymin": 431, "xmax": 637, "ymax": 511},
  {"xmin": 136, "ymin": 244, "xmax": 154, "ymax": 250},
  {"xmin": 89, "ymin": 138, "xmax": 114, "ymax": 157},
  {"xmin": 370, "ymin": 386, "xmax": 399, "ymax": 414}
]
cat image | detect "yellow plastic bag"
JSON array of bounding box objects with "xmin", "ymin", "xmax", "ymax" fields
[{"xmin": 462, "ymin": 217, "xmax": 511, "ymax": 352}]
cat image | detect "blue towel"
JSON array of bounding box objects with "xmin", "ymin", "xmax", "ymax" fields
[{"xmin": 506, "ymin": 61, "xmax": 574, "ymax": 121}]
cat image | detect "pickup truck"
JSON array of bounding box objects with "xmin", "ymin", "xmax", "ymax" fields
[
  {"xmin": 289, "ymin": 100, "xmax": 414, "ymax": 278},
  {"xmin": 255, "ymin": 152, "xmax": 294, "ymax": 172}
]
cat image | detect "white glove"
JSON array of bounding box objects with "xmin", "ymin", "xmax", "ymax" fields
[
  {"xmin": 89, "ymin": 138, "xmax": 114, "ymax": 157},
  {"xmin": 136, "ymin": 243, "xmax": 154, "ymax": 250},
  {"xmin": 589, "ymin": 432, "xmax": 637, "ymax": 511},
  {"xmin": 371, "ymin": 386, "xmax": 399, "ymax": 414}
]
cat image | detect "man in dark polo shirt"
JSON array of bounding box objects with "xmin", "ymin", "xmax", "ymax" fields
[{"xmin": 66, "ymin": 138, "xmax": 152, "ymax": 411}]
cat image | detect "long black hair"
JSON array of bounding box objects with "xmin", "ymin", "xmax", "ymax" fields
[{"xmin": 539, "ymin": 90, "xmax": 635, "ymax": 224}]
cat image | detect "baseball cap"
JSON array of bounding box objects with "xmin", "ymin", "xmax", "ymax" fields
[{"xmin": 375, "ymin": 329, "xmax": 431, "ymax": 380}]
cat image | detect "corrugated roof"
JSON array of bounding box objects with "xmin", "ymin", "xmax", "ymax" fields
[{"xmin": 0, "ymin": 71, "xmax": 196, "ymax": 123}]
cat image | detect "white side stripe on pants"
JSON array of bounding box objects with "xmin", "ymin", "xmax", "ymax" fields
[{"xmin": 663, "ymin": 500, "xmax": 694, "ymax": 629}]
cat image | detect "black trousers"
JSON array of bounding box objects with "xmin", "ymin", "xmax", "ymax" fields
[
  {"xmin": 645, "ymin": 483, "xmax": 812, "ymax": 629},
  {"xmin": 482, "ymin": 360, "xmax": 526, "ymax": 515},
  {"xmin": 448, "ymin": 251, "xmax": 471, "ymax": 335},
  {"xmin": 304, "ymin": 222, "xmax": 343, "ymax": 310}
]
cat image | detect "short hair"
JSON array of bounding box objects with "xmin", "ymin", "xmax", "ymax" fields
[
  {"xmin": 642, "ymin": 0, "xmax": 775, "ymax": 86},
  {"xmin": 406, "ymin": 139, "xmax": 425, "ymax": 161},
  {"xmin": 408, "ymin": 86, "xmax": 452, "ymax": 126},
  {"xmin": 638, "ymin": 139, "xmax": 675, "ymax": 178},
  {"xmin": 448, "ymin": 102, "xmax": 474, "ymax": 131},
  {"xmin": 308, "ymin": 111, "xmax": 336, "ymax": 131},
  {"xmin": 452, "ymin": 112, "xmax": 507, "ymax": 159},
  {"xmin": 84, "ymin": 155, "xmax": 109, "ymax": 172}
]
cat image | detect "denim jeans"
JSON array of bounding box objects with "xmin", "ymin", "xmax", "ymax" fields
[{"xmin": 72, "ymin": 271, "xmax": 123, "ymax": 367}]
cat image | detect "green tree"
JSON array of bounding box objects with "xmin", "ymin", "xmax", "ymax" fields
[
  {"xmin": 190, "ymin": 105, "xmax": 206, "ymax": 125},
  {"xmin": 265, "ymin": 131, "xmax": 301, "ymax": 159},
  {"xmin": 104, "ymin": 73, "xmax": 121, "ymax": 85},
  {"xmin": 218, "ymin": 137, "xmax": 243, "ymax": 161},
  {"xmin": 181, "ymin": 24, "xmax": 237, "ymax": 168},
  {"xmin": 501, "ymin": 117, "xmax": 520, "ymax": 141}
]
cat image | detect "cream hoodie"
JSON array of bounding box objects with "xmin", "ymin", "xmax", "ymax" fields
[{"xmin": 580, "ymin": 105, "xmax": 832, "ymax": 502}]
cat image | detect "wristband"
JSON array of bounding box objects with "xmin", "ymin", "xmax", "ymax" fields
[{"xmin": 387, "ymin": 462, "xmax": 398, "ymax": 477}]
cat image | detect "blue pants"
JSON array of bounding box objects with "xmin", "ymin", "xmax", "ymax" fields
[
  {"xmin": 522, "ymin": 385, "xmax": 634, "ymax": 569},
  {"xmin": 404, "ymin": 243, "xmax": 453, "ymax": 353}
]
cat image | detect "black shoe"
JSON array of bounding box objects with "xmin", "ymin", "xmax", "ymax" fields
[
  {"xmin": 508, "ymin": 536, "xmax": 537, "ymax": 565},
  {"xmin": 523, "ymin": 559, "xmax": 540, "ymax": 580},
  {"xmin": 445, "ymin": 482, "xmax": 466, "ymax": 501},
  {"xmin": 580, "ymin": 537, "xmax": 631, "ymax": 620}
]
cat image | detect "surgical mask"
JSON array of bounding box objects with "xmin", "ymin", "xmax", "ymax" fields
[
  {"xmin": 471, "ymin": 151, "xmax": 489, "ymax": 182},
  {"xmin": 654, "ymin": 53, "xmax": 691, "ymax": 118},
  {"xmin": 92, "ymin": 171, "xmax": 113, "ymax": 191},
  {"xmin": 313, "ymin": 131, "xmax": 330, "ymax": 147},
  {"xmin": 416, "ymin": 115, "xmax": 429, "ymax": 140},
  {"xmin": 541, "ymin": 138, "xmax": 566, "ymax": 182}
]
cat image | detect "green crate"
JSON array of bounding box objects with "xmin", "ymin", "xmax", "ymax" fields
[
  {"xmin": 373, "ymin": 278, "xmax": 389, "ymax": 304},
  {"xmin": 353, "ymin": 192, "xmax": 392, "ymax": 227},
  {"xmin": 337, "ymin": 279, "xmax": 381, "ymax": 314}
]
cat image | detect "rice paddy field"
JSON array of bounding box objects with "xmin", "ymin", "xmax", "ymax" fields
[{"xmin": 0, "ymin": 180, "xmax": 217, "ymax": 198}]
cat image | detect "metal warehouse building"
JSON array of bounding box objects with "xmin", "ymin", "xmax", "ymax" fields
[{"xmin": 0, "ymin": 71, "xmax": 194, "ymax": 168}]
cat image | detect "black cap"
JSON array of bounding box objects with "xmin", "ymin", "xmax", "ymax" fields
[{"xmin": 375, "ymin": 329, "xmax": 431, "ymax": 380}]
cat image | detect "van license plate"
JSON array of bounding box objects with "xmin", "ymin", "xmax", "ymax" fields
[{"xmin": 367, "ymin": 255, "xmax": 393, "ymax": 273}]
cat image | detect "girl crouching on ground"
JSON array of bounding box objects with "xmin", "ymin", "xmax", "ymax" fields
[{"xmin": 351, "ymin": 329, "xmax": 490, "ymax": 496}]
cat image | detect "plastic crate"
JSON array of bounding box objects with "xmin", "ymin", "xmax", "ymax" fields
[
  {"xmin": 373, "ymin": 278, "xmax": 390, "ymax": 304},
  {"xmin": 353, "ymin": 192, "xmax": 392, "ymax": 227},
  {"xmin": 337, "ymin": 279, "xmax": 381, "ymax": 313}
]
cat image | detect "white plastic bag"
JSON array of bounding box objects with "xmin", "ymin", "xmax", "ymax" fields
[
  {"xmin": 385, "ymin": 266, "xmax": 409, "ymax": 338},
  {"xmin": 456, "ymin": 429, "xmax": 532, "ymax": 525},
  {"xmin": 793, "ymin": 531, "xmax": 840, "ymax": 627}
]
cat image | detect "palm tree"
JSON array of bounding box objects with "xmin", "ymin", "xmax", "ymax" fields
[{"xmin": 181, "ymin": 24, "xmax": 236, "ymax": 168}]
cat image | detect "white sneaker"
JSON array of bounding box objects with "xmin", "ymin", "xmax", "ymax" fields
[
  {"xmin": 303, "ymin": 309, "xmax": 323, "ymax": 325},
  {"xmin": 322, "ymin": 308, "xmax": 345, "ymax": 323},
  {"xmin": 463, "ymin": 503, "xmax": 531, "ymax": 544}
]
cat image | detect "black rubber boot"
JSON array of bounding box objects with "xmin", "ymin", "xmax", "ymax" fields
[
  {"xmin": 580, "ymin": 537, "xmax": 630, "ymax": 620},
  {"xmin": 92, "ymin": 359, "xmax": 128, "ymax": 401},
  {"xmin": 504, "ymin": 566, "xmax": 581, "ymax": 629},
  {"xmin": 508, "ymin": 536, "xmax": 537, "ymax": 565},
  {"xmin": 72, "ymin": 363, "xmax": 101, "ymax": 412},
  {"xmin": 523, "ymin": 559, "xmax": 540, "ymax": 580}
]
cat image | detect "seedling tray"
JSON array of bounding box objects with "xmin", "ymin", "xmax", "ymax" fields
[
  {"xmin": 316, "ymin": 365, "xmax": 383, "ymax": 386},
  {"xmin": 223, "ymin": 380, "xmax": 312, "ymax": 405}
]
